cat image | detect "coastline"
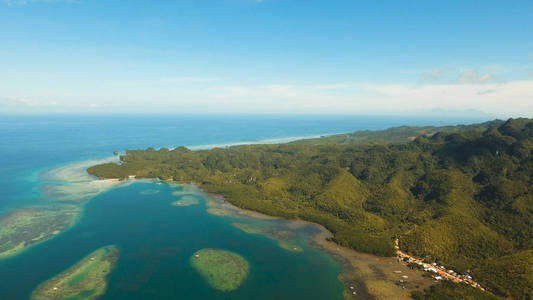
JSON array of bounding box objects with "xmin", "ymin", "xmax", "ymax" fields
[
  {"xmin": 75, "ymin": 132, "xmax": 451, "ymax": 299},
  {"xmin": 67, "ymin": 175, "xmax": 437, "ymax": 299},
  {"xmin": 202, "ymin": 189, "xmax": 436, "ymax": 300},
  {"xmin": 81, "ymin": 119, "xmax": 533, "ymax": 299},
  {"xmin": 1, "ymin": 153, "xmax": 434, "ymax": 299},
  {"xmin": 0, "ymin": 128, "xmax": 436, "ymax": 296},
  {"xmin": 185, "ymin": 133, "xmax": 339, "ymax": 150},
  {"xmin": 0, "ymin": 157, "xmax": 125, "ymax": 260},
  {"xmin": 204, "ymin": 192, "xmax": 280, "ymax": 220}
]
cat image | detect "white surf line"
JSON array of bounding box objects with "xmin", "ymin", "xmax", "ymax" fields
[
  {"xmin": 52, "ymin": 132, "xmax": 343, "ymax": 173},
  {"xmin": 185, "ymin": 132, "xmax": 341, "ymax": 150}
]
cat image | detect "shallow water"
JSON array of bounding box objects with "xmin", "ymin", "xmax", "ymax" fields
[
  {"xmin": 0, "ymin": 115, "xmax": 489, "ymax": 299},
  {"xmin": 1, "ymin": 181, "xmax": 345, "ymax": 299}
]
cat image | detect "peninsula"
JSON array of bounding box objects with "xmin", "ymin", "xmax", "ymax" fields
[{"xmin": 88, "ymin": 118, "xmax": 533, "ymax": 299}]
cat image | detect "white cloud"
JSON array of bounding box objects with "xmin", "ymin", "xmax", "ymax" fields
[
  {"xmin": 191, "ymin": 80, "xmax": 533, "ymax": 116},
  {"xmin": 0, "ymin": 97, "xmax": 34, "ymax": 106},
  {"xmin": 477, "ymin": 89, "xmax": 495, "ymax": 95},
  {"xmin": 418, "ymin": 67, "xmax": 501, "ymax": 85},
  {"xmin": 364, "ymin": 81, "xmax": 531, "ymax": 114},
  {"xmin": 0, "ymin": 97, "xmax": 71, "ymax": 110},
  {"xmin": 457, "ymin": 70, "xmax": 497, "ymax": 84},
  {"xmin": 420, "ymin": 68, "xmax": 444, "ymax": 83},
  {"xmin": 14, "ymin": 97, "xmax": 33, "ymax": 105},
  {"xmin": 2, "ymin": 79, "xmax": 532, "ymax": 117}
]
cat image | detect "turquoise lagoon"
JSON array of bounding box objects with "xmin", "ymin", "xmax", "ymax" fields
[{"xmin": 0, "ymin": 115, "xmax": 489, "ymax": 299}]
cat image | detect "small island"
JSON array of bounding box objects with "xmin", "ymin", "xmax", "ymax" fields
[
  {"xmin": 31, "ymin": 245, "xmax": 119, "ymax": 300},
  {"xmin": 190, "ymin": 248, "xmax": 250, "ymax": 292}
]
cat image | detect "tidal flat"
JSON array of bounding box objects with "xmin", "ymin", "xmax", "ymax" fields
[
  {"xmin": 232, "ymin": 222, "xmax": 302, "ymax": 253},
  {"xmin": 310, "ymin": 226, "xmax": 437, "ymax": 300},
  {"xmin": 211, "ymin": 195, "xmax": 436, "ymax": 299},
  {"xmin": 31, "ymin": 245, "xmax": 119, "ymax": 300},
  {"xmin": 190, "ymin": 248, "xmax": 250, "ymax": 292}
]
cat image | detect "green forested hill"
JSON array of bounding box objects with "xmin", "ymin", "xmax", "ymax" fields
[
  {"xmin": 88, "ymin": 118, "xmax": 533, "ymax": 299},
  {"xmin": 293, "ymin": 120, "xmax": 504, "ymax": 145}
]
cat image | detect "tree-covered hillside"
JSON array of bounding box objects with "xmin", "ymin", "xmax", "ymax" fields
[
  {"xmin": 88, "ymin": 118, "xmax": 533, "ymax": 299},
  {"xmin": 294, "ymin": 120, "xmax": 504, "ymax": 145}
]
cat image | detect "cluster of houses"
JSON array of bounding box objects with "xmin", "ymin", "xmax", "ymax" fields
[{"xmin": 394, "ymin": 239, "xmax": 485, "ymax": 291}]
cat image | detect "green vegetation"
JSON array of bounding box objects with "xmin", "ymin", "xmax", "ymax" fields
[
  {"xmin": 190, "ymin": 248, "xmax": 250, "ymax": 291},
  {"xmin": 31, "ymin": 245, "xmax": 119, "ymax": 300},
  {"xmin": 88, "ymin": 118, "xmax": 533, "ymax": 299},
  {"xmin": 474, "ymin": 250, "xmax": 533, "ymax": 299},
  {"xmin": 294, "ymin": 120, "xmax": 502, "ymax": 145},
  {"xmin": 0, "ymin": 207, "xmax": 79, "ymax": 259},
  {"xmin": 411, "ymin": 281, "xmax": 499, "ymax": 300}
]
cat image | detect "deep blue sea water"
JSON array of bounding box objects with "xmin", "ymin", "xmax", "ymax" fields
[{"xmin": 0, "ymin": 114, "xmax": 491, "ymax": 299}]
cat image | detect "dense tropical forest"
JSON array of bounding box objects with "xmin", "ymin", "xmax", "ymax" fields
[{"xmin": 88, "ymin": 118, "xmax": 533, "ymax": 299}]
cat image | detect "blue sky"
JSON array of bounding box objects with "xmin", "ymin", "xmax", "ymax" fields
[{"xmin": 1, "ymin": 0, "xmax": 532, "ymax": 116}]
